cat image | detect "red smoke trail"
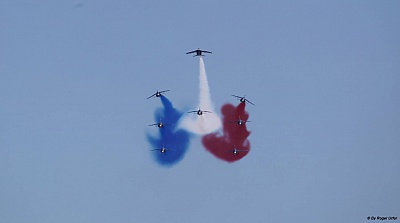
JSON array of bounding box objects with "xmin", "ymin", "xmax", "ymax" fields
[{"xmin": 201, "ymin": 102, "xmax": 251, "ymax": 162}]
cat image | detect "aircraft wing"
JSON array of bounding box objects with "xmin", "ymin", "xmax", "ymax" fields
[
  {"xmin": 148, "ymin": 123, "xmax": 157, "ymax": 126},
  {"xmin": 146, "ymin": 93, "xmax": 156, "ymax": 99},
  {"xmin": 231, "ymin": 94, "xmax": 241, "ymax": 98},
  {"xmin": 159, "ymin": 90, "xmax": 170, "ymax": 93},
  {"xmin": 202, "ymin": 50, "xmax": 212, "ymax": 54},
  {"xmin": 245, "ymin": 99, "xmax": 255, "ymax": 105},
  {"xmin": 186, "ymin": 50, "xmax": 196, "ymax": 54}
]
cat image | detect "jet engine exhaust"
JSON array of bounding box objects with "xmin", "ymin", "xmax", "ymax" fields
[
  {"xmin": 201, "ymin": 102, "xmax": 251, "ymax": 162},
  {"xmin": 180, "ymin": 57, "xmax": 221, "ymax": 135},
  {"xmin": 146, "ymin": 95, "xmax": 191, "ymax": 167}
]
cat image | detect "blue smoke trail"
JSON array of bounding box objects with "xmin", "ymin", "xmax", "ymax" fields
[{"xmin": 146, "ymin": 95, "xmax": 191, "ymax": 167}]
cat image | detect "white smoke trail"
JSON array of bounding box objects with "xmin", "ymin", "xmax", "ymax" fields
[{"xmin": 179, "ymin": 57, "xmax": 221, "ymax": 135}]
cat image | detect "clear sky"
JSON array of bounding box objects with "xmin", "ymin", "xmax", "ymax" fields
[{"xmin": 1, "ymin": 1, "xmax": 399, "ymax": 222}]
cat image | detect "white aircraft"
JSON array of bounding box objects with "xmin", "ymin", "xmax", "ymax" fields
[
  {"xmin": 148, "ymin": 118, "xmax": 173, "ymax": 128},
  {"xmin": 228, "ymin": 116, "xmax": 251, "ymax": 126},
  {"xmin": 147, "ymin": 90, "xmax": 170, "ymax": 99},
  {"xmin": 187, "ymin": 107, "xmax": 212, "ymax": 116},
  {"xmin": 151, "ymin": 144, "xmax": 175, "ymax": 154},
  {"xmin": 227, "ymin": 145, "xmax": 249, "ymax": 155},
  {"xmin": 186, "ymin": 48, "xmax": 212, "ymax": 57},
  {"xmin": 232, "ymin": 95, "xmax": 254, "ymax": 105}
]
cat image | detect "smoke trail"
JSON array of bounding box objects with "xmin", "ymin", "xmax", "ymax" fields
[
  {"xmin": 146, "ymin": 95, "xmax": 191, "ymax": 167},
  {"xmin": 201, "ymin": 102, "xmax": 251, "ymax": 162},
  {"xmin": 180, "ymin": 57, "xmax": 221, "ymax": 135}
]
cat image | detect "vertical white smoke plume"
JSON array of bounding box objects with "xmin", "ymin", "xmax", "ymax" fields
[{"xmin": 180, "ymin": 57, "xmax": 221, "ymax": 135}]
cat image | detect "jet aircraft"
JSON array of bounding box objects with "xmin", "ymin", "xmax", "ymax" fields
[
  {"xmin": 229, "ymin": 116, "xmax": 251, "ymax": 126},
  {"xmin": 151, "ymin": 144, "xmax": 175, "ymax": 154},
  {"xmin": 148, "ymin": 118, "xmax": 173, "ymax": 128},
  {"xmin": 227, "ymin": 145, "xmax": 249, "ymax": 155},
  {"xmin": 147, "ymin": 90, "xmax": 170, "ymax": 99},
  {"xmin": 188, "ymin": 107, "xmax": 212, "ymax": 116},
  {"xmin": 232, "ymin": 95, "xmax": 254, "ymax": 105},
  {"xmin": 186, "ymin": 48, "xmax": 212, "ymax": 57}
]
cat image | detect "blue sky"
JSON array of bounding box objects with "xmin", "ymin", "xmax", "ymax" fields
[{"xmin": 1, "ymin": 1, "xmax": 399, "ymax": 222}]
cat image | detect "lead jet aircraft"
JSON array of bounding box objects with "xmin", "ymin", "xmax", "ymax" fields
[
  {"xmin": 232, "ymin": 95, "xmax": 254, "ymax": 105},
  {"xmin": 147, "ymin": 90, "xmax": 170, "ymax": 99},
  {"xmin": 187, "ymin": 107, "xmax": 212, "ymax": 116},
  {"xmin": 148, "ymin": 118, "xmax": 173, "ymax": 128},
  {"xmin": 227, "ymin": 145, "xmax": 249, "ymax": 155},
  {"xmin": 186, "ymin": 48, "xmax": 212, "ymax": 57},
  {"xmin": 151, "ymin": 144, "xmax": 175, "ymax": 154},
  {"xmin": 228, "ymin": 116, "xmax": 251, "ymax": 126}
]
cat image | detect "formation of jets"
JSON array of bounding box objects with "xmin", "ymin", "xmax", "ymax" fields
[
  {"xmin": 147, "ymin": 49, "xmax": 253, "ymax": 155},
  {"xmin": 186, "ymin": 48, "xmax": 212, "ymax": 57}
]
